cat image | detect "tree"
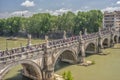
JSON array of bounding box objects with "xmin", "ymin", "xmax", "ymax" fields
[
  {"xmin": 0, "ymin": 19, "xmax": 6, "ymax": 35},
  {"xmin": 56, "ymin": 11, "xmax": 75, "ymax": 32},
  {"xmin": 62, "ymin": 71, "xmax": 73, "ymax": 80},
  {"xmin": 74, "ymin": 10, "xmax": 103, "ymax": 34},
  {"xmin": 25, "ymin": 13, "xmax": 51, "ymax": 37},
  {"xmin": 87, "ymin": 10, "xmax": 103, "ymax": 32},
  {"xmin": 0, "ymin": 10, "xmax": 103, "ymax": 37},
  {"xmin": 4, "ymin": 17, "xmax": 22, "ymax": 35}
]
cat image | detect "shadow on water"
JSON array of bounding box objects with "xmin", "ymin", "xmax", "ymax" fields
[
  {"xmin": 86, "ymin": 53, "xmax": 95, "ymax": 57},
  {"xmin": 54, "ymin": 61, "xmax": 71, "ymax": 72},
  {"xmin": 5, "ymin": 75, "xmax": 32, "ymax": 80},
  {"xmin": 4, "ymin": 69, "xmax": 33, "ymax": 80}
]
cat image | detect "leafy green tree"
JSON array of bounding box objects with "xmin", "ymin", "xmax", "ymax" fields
[
  {"xmin": 0, "ymin": 19, "xmax": 6, "ymax": 35},
  {"xmin": 25, "ymin": 13, "xmax": 51, "ymax": 37},
  {"xmin": 56, "ymin": 11, "xmax": 75, "ymax": 32},
  {"xmin": 62, "ymin": 71, "xmax": 73, "ymax": 80},
  {"xmin": 49, "ymin": 15, "xmax": 58, "ymax": 31},
  {"xmin": 87, "ymin": 10, "xmax": 103, "ymax": 32},
  {"xmin": 4, "ymin": 17, "xmax": 22, "ymax": 35},
  {"xmin": 74, "ymin": 10, "xmax": 103, "ymax": 34},
  {"xmin": 0, "ymin": 10, "xmax": 103, "ymax": 37}
]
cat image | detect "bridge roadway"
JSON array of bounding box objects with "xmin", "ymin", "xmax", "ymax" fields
[{"xmin": 0, "ymin": 27, "xmax": 120, "ymax": 80}]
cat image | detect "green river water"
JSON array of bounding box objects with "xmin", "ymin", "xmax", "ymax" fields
[{"xmin": 1, "ymin": 37, "xmax": 120, "ymax": 80}]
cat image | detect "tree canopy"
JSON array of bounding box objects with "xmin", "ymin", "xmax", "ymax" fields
[{"xmin": 0, "ymin": 10, "xmax": 103, "ymax": 37}]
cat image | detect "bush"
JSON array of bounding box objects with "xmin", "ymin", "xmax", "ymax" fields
[{"xmin": 62, "ymin": 71, "xmax": 73, "ymax": 80}]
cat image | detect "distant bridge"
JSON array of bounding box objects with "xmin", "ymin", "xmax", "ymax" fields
[{"xmin": 0, "ymin": 27, "xmax": 120, "ymax": 80}]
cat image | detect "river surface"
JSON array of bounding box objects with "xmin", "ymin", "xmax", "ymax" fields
[
  {"xmin": 2, "ymin": 38, "xmax": 120, "ymax": 80},
  {"xmin": 55, "ymin": 44, "xmax": 120, "ymax": 80}
]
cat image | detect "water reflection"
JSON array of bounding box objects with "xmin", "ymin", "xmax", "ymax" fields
[
  {"xmin": 5, "ymin": 75, "xmax": 32, "ymax": 80},
  {"xmin": 55, "ymin": 61, "xmax": 71, "ymax": 71},
  {"xmin": 4, "ymin": 72, "xmax": 33, "ymax": 80},
  {"xmin": 4, "ymin": 69, "xmax": 33, "ymax": 80}
]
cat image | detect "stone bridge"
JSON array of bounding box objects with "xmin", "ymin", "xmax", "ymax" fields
[{"xmin": 0, "ymin": 27, "xmax": 120, "ymax": 80}]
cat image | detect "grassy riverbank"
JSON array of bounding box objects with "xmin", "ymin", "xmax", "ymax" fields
[
  {"xmin": 1, "ymin": 37, "xmax": 120, "ymax": 80},
  {"xmin": 0, "ymin": 37, "xmax": 44, "ymax": 50}
]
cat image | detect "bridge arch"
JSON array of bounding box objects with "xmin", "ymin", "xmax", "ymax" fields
[
  {"xmin": 53, "ymin": 48, "xmax": 77, "ymax": 70},
  {"xmin": 1, "ymin": 60, "xmax": 43, "ymax": 80},
  {"xmin": 102, "ymin": 38, "xmax": 109, "ymax": 48},
  {"xmin": 85, "ymin": 42, "xmax": 96, "ymax": 54},
  {"xmin": 113, "ymin": 35, "xmax": 118, "ymax": 43},
  {"xmin": 119, "ymin": 36, "xmax": 120, "ymax": 43}
]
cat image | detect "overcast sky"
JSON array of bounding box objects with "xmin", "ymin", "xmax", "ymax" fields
[{"xmin": 0, "ymin": 0, "xmax": 120, "ymax": 18}]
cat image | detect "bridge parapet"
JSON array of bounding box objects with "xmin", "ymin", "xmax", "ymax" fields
[
  {"xmin": 0, "ymin": 28, "xmax": 119, "ymax": 64},
  {"xmin": 0, "ymin": 45, "xmax": 44, "ymax": 65},
  {"xmin": 0, "ymin": 28, "xmax": 118, "ymax": 64},
  {"xmin": 48, "ymin": 36, "xmax": 79, "ymax": 47},
  {"xmin": 82, "ymin": 32, "xmax": 98, "ymax": 40}
]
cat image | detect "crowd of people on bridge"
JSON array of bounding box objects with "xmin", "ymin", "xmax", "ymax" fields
[
  {"xmin": 0, "ymin": 36, "xmax": 79, "ymax": 59},
  {"xmin": 0, "ymin": 28, "xmax": 117, "ymax": 62},
  {"xmin": 48, "ymin": 36, "xmax": 79, "ymax": 47},
  {"xmin": 0, "ymin": 44, "xmax": 44, "ymax": 58}
]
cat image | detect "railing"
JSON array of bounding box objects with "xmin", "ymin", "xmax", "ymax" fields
[{"xmin": 0, "ymin": 27, "xmax": 119, "ymax": 63}]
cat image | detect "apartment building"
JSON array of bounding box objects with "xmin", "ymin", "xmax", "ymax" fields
[{"xmin": 103, "ymin": 11, "xmax": 120, "ymax": 29}]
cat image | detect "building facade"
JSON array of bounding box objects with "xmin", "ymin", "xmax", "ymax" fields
[{"xmin": 103, "ymin": 11, "xmax": 120, "ymax": 29}]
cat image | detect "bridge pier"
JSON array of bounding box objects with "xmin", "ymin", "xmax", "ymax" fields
[
  {"xmin": 108, "ymin": 39, "xmax": 111, "ymax": 48},
  {"xmin": 79, "ymin": 31, "xmax": 86, "ymax": 63},
  {"xmin": 43, "ymin": 37, "xmax": 55, "ymax": 80},
  {"xmin": 22, "ymin": 65, "xmax": 28, "ymax": 76},
  {"xmin": 94, "ymin": 43, "xmax": 98, "ymax": 54},
  {"xmin": 44, "ymin": 69, "xmax": 54, "ymax": 80},
  {"xmin": 116, "ymin": 37, "xmax": 119, "ymax": 43},
  {"xmin": 110, "ymin": 39, "xmax": 114, "ymax": 47},
  {"xmin": 97, "ymin": 27, "xmax": 103, "ymax": 53}
]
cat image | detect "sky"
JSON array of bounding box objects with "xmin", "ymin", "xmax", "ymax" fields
[{"xmin": 0, "ymin": 0, "xmax": 120, "ymax": 18}]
